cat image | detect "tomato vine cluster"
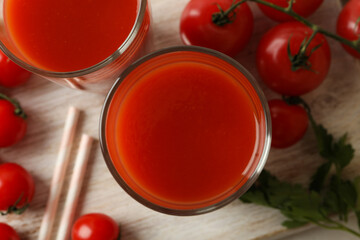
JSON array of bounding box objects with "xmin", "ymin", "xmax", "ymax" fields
[{"xmin": 180, "ymin": 0, "xmax": 360, "ymax": 148}]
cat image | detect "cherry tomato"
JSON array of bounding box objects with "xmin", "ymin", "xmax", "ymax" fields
[
  {"xmin": 337, "ymin": 0, "xmax": 360, "ymax": 59},
  {"xmin": 257, "ymin": 22, "xmax": 331, "ymax": 96},
  {"xmin": 257, "ymin": 0, "xmax": 323, "ymax": 22},
  {"xmin": 0, "ymin": 50, "xmax": 31, "ymax": 88},
  {"xmin": 0, "ymin": 95, "xmax": 27, "ymax": 148},
  {"xmin": 269, "ymin": 99, "xmax": 308, "ymax": 148},
  {"xmin": 180, "ymin": 0, "xmax": 253, "ymax": 57},
  {"xmin": 72, "ymin": 213, "xmax": 120, "ymax": 240},
  {"xmin": 0, "ymin": 163, "xmax": 35, "ymax": 214},
  {"xmin": 0, "ymin": 223, "xmax": 20, "ymax": 240}
]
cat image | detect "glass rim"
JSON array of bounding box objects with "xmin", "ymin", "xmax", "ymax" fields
[
  {"xmin": 0, "ymin": 0, "xmax": 147, "ymax": 78},
  {"xmin": 99, "ymin": 46, "xmax": 272, "ymax": 216}
]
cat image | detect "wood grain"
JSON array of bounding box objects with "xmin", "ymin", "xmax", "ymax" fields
[{"xmin": 1, "ymin": 0, "xmax": 359, "ymax": 239}]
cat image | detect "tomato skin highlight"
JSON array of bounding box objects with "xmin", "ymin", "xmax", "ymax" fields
[
  {"xmin": 0, "ymin": 50, "xmax": 31, "ymax": 88},
  {"xmin": 0, "ymin": 163, "xmax": 35, "ymax": 212},
  {"xmin": 336, "ymin": 0, "xmax": 360, "ymax": 59},
  {"xmin": 0, "ymin": 99, "xmax": 27, "ymax": 148},
  {"xmin": 180, "ymin": 0, "xmax": 253, "ymax": 57},
  {"xmin": 268, "ymin": 99, "xmax": 309, "ymax": 148},
  {"xmin": 0, "ymin": 223, "xmax": 20, "ymax": 240},
  {"xmin": 72, "ymin": 213, "xmax": 120, "ymax": 240},
  {"xmin": 256, "ymin": 22, "xmax": 331, "ymax": 96},
  {"xmin": 257, "ymin": 0, "xmax": 323, "ymax": 22}
]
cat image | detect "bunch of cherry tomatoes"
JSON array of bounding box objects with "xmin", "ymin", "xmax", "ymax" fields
[{"xmin": 180, "ymin": 0, "xmax": 360, "ymax": 148}]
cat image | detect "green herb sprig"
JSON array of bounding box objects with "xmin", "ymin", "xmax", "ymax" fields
[{"xmin": 240, "ymin": 96, "xmax": 360, "ymax": 238}]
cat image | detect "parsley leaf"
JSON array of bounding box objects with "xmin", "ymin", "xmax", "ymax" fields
[{"xmin": 310, "ymin": 161, "xmax": 331, "ymax": 192}]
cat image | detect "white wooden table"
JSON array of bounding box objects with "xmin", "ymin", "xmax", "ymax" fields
[{"xmin": 1, "ymin": 0, "xmax": 360, "ymax": 239}]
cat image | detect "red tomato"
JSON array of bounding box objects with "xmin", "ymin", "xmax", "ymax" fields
[
  {"xmin": 0, "ymin": 50, "xmax": 31, "ymax": 88},
  {"xmin": 337, "ymin": 0, "xmax": 360, "ymax": 59},
  {"xmin": 268, "ymin": 99, "xmax": 308, "ymax": 148},
  {"xmin": 257, "ymin": 22, "xmax": 331, "ymax": 96},
  {"xmin": 0, "ymin": 96, "xmax": 27, "ymax": 148},
  {"xmin": 0, "ymin": 223, "xmax": 20, "ymax": 240},
  {"xmin": 180, "ymin": 0, "xmax": 253, "ymax": 57},
  {"xmin": 0, "ymin": 163, "xmax": 35, "ymax": 213},
  {"xmin": 72, "ymin": 213, "xmax": 120, "ymax": 240},
  {"xmin": 258, "ymin": 0, "xmax": 323, "ymax": 22}
]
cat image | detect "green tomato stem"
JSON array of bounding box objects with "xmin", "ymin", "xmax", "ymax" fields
[
  {"xmin": 0, "ymin": 93, "xmax": 27, "ymax": 119},
  {"xmin": 223, "ymin": 0, "xmax": 246, "ymax": 16},
  {"xmin": 302, "ymin": 28, "xmax": 319, "ymax": 53},
  {"xmin": 215, "ymin": 0, "xmax": 360, "ymax": 53},
  {"xmin": 212, "ymin": 0, "xmax": 247, "ymax": 26},
  {"xmin": 0, "ymin": 193, "xmax": 29, "ymax": 216},
  {"xmin": 250, "ymin": 0, "xmax": 359, "ymax": 51},
  {"xmin": 285, "ymin": 0, "xmax": 295, "ymax": 12}
]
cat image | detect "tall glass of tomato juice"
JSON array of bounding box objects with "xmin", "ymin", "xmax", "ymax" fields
[
  {"xmin": 100, "ymin": 46, "xmax": 271, "ymax": 215},
  {"xmin": 0, "ymin": 0, "xmax": 151, "ymax": 92}
]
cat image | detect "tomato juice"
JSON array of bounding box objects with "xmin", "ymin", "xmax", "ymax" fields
[
  {"xmin": 4, "ymin": 0, "xmax": 137, "ymax": 71},
  {"xmin": 101, "ymin": 47, "xmax": 270, "ymax": 214},
  {"xmin": 1, "ymin": 0, "xmax": 150, "ymax": 91}
]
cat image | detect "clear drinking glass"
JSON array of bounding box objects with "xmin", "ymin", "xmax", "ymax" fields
[
  {"xmin": 100, "ymin": 46, "xmax": 272, "ymax": 215},
  {"xmin": 0, "ymin": 0, "xmax": 151, "ymax": 92}
]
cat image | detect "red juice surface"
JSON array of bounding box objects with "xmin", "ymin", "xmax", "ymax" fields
[
  {"xmin": 4, "ymin": 0, "xmax": 137, "ymax": 72},
  {"xmin": 105, "ymin": 51, "xmax": 264, "ymax": 209}
]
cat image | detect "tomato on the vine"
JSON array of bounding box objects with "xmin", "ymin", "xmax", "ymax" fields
[
  {"xmin": 337, "ymin": 0, "xmax": 360, "ymax": 59},
  {"xmin": 180, "ymin": 0, "xmax": 253, "ymax": 57},
  {"xmin": 72, "ymin": 213, "xmax": 120, "ymax": 240},
  {"xmin": 257, "ymin": 0, "xmax": 323, "ymax": 22},
  {"xmin": 0, "ymin": 94, "xmax": 27, "ymax": 148},
  {"xmin": 0, "ymin": 50, "xmax": 31, "ymax": 88},
  {"xmin": 0, "ymin": 163, "xmax": 35, "ymax": 214},
  {"xmin": 257, "ymin": 22, "xmax": 331, "ymax": 96},
  {"xmin": 0, "ymin": 223, "xmax": 20, "ymax": 240},
  {"xmin": 268, "ymin": 99, "xmax": 308, "ymax": 148}
]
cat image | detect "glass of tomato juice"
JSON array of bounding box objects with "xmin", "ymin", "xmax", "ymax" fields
[
  {"xmin": 100, "ymin": 46, "xmax": 272, "ymax": 215},
  {"xmin": 0, "ymin": 0, "xmax": 151, "ymax": 92}
]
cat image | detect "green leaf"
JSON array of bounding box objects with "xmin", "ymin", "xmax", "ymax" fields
[
  {"xmin": 241, "ymin": 170, "xmax": 328, "ymax": 228},
  {"xmin": 240, "ymin": 170, "xmax": 279, "ymax": 207},
  {"xmin": 337, "ymin": 180, "xmax": 357, "ymax": 209},
  {"xmin": 280, "ymin": 191, "xmax": 325, "ymax": 223},
  {"xmin": 352, "ymin": 176, "xmax": 360, "ymax": 230},
  {"xmin": 354, "ymin": 176, "xmax": 360, "ymax": 211},
  {"xmin": 310, "ymin": 162, "xmax": 332, "ymax": 192},
  {"xmin": 240, "ymin": 170, "xmax": 297, "ymax": 208},
  {"xmin": 282, "ymin": 220, "xmax": 308, "ymax": 229},
  {"xmin": 355, "ymin": 211, "xmax": 360, "ymax": 231},
  {"xmin": 323, "ymin": 190, "xmax": 340, "ymax": 215},
  {"xmin": 311, "ymin": 123, "xmax": 333, "ymax": 160},
  {"xmin": 327, "ymin": 176, "xmax": 357, "ymax": 221},
  {"xmin": 331, "ymin": 134, "xmax": 354, "ymax": 172},
  {"xmin": 241, "ymin": 190, "xmax": 269, "ymax": 207}
]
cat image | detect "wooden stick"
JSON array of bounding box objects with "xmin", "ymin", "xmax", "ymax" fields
[
  {"xmin": 56, "ymin": 134, "xmax": 94, "ymax": 240},
  {"xmin": 38, "ymin": 106, "xmax": 80, "ymax": 240}
]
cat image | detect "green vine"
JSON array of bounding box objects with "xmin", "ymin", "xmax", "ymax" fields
[
  {"xmin": 0, "ymin": 93, "xmax": 27, "ymax": 119},
  {"xmin": 0, "ymin": 194, "xmax": 29, "ymax": 216},
  {"xmin": 212, "ymin": 0, "xmax": 360, "ymax": 54}
]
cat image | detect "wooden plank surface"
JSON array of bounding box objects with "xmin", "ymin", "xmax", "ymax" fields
[{"xmin": 1, "ymin": 0, "xmax": 360, "ymax": 239}]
